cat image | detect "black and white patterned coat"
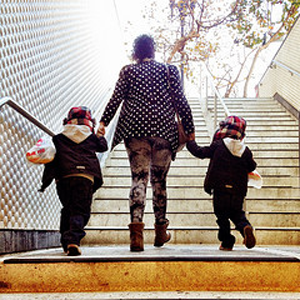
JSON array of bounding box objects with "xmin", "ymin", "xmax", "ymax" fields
[{"xmin": 100, "ymin": 60, "xmax": 195, "ymax": 153}]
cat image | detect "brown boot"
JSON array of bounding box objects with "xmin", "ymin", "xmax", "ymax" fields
[
  {"xmin": 154, "ymin": 220, "xmax": 171, "ymax": 247},
  {"xmin": 128, "ymin": 222, "xmax": 145, "ymax": 251}
]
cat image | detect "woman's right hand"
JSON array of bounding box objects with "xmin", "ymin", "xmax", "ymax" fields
[
  {"xmin": 97, "ymin": 121, "xmax": 106, "ymax": 137},
  {"xmin": 188, "ymin": 132, "xmax": 195, "ymax": 141}
]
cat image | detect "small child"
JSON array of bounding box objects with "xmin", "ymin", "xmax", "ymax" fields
[
  {"xmin": 39, "ymin": 106, "xmax": 108, "ymax": 256},
  {"xmin": 187, "ymin": 115, "xmax": 256, "ymax": 250}
]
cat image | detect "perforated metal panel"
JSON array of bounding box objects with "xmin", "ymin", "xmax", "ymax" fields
[{"xmin": 0, "ymin": 0, "xmax": 125, "ymax": 231}]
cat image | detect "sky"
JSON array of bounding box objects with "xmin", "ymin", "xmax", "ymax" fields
[
  {"xmin": 113, "ymin": 0, "xmax": 154, "ymax": 58},
  {"xmin": 114, "ymin": 0, "xmax": 153, "ymax": 35}
]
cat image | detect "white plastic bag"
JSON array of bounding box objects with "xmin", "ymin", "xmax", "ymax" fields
[
  {"xmin": 248, "ymin": 170, "xmax": 263, "ymax": 189},
  {"xmin": 26, "ymin": 137, "xmax": 56, "ymax": 164}
]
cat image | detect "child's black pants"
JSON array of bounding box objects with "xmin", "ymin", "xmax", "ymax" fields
[
  {"xmin": 56, "ymin": 177, "xmax": 93, "ymax": 248},
  {"xmin": 213, "ymin": 189, "xmax": 251, "ymax": 246}
]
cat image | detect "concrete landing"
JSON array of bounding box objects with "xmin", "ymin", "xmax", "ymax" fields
[
  {"xmin": 1, "ymin": 291, "xmax": 300, "ymax": 300},
  {"xmin": 1, "ymin": 244, "xmax": 300, "ymax": 263},
  {"xmin": 1, "ymin": 245, "xmax": 300, "ymax": 294}
]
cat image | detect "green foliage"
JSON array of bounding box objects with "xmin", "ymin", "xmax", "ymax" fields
[{"xmin": 230, "ymin": 0, "xmax": 300, "ymax": 49}]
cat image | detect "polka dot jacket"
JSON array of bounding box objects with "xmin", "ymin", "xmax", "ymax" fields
[{"xmin": 100, "ymin": 60, "xmax": 195, "ymax": 153}]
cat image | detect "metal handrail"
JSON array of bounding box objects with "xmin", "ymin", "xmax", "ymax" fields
[
  {"xmin": 199, "ymin": 62, "xmax": 231, "ymax": 135},
  {"xmin": 0, "ymin": 96, "xmax": 119, "ymax": 167},
  {"xmin": 0, "ymin": 96, "xmax": 55, "ymax": 137},
  {"xmin": 258, "ymin": 59, "xmax": 300, "ymax": 90},
  {"xmin": 272, "ymin": 60, "xmax": 300, "ymax": 78}
]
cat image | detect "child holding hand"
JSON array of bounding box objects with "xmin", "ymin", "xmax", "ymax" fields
[{"xmin": 187, "ymin": 115, "xmax": 256, "ymax": 250}]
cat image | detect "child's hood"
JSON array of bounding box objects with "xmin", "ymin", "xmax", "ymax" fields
[
  {"xmin": 223, "ymin": 137, "xmax": 246, "ymax": 157},
  {"xmin": 62, "ymin": 124, "xmax": 92, "ymax": 144}
]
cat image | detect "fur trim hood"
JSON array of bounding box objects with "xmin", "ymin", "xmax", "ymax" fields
[
  {"xmin": 62, "ymin": 124, "xmax": 92, "ymax": 144},
  {"xmin": 223, "ymin": 137, "xmax": 246, "ymax": 157}
]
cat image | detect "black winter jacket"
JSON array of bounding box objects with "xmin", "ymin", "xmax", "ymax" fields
[
  {"xmin": 40, "ymin": 132, "xmax": 108, "ymax": 193},
  {"xmin": 187, "ymin": 139, "xmax": 256, "ymax": 197}
]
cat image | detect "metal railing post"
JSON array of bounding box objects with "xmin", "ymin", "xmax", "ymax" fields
[
  {"xmin": 214, "ymin": 93, "xmax": 217, "ymax": 130},
  {"xmin": 205, "ymin": 76, "xmax": 209, "ymax": 111},
  {"xmin": 198, "ymin": 62, "xmax": 231, "ymax": 137}
]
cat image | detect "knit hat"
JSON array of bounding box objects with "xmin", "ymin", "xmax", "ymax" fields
[
  {"xmin": 213, "ymin": 115, "xmax": 246, "ymax": 141},
  {"xmin": 63, "ymin": 106, "xmax": 96, "ymax": 132}
]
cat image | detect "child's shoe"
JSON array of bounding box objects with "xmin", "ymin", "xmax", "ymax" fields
[
  {"xmin": 219, "ymin": 243, "xmax": 233, "ymax": 251},
  {"xmin": 67, "ymin": 244, "xmax": 82, "ymax": 256},
  {"xmin": 243, "ymin": 225, "xmax": 256, "ymax": 249},
  {"xmin": 219, "ymin": 235, "xmax": 235, "ymax": 251}
]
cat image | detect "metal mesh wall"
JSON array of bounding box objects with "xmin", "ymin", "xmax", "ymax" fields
[{"xmin": 0, "ymin": 0, "xmax": 124, "ymax": 232}]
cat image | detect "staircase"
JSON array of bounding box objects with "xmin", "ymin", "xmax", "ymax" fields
[{"xmin": 83, "ymin": 96, "xmax": 300, "ymax": 246}]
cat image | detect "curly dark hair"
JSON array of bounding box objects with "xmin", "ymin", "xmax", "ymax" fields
[{"xmin": 132, "ymin": 34, "xmax": 155, "ymax": 62}]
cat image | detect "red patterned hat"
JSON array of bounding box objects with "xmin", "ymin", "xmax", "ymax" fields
[
  {"xmin": 213, "ymin": 115, "xmax": 246, "ymax": 141},
  {"xmin": 63, "ymin": 106, "xmax": 96, "ymax": 131}
]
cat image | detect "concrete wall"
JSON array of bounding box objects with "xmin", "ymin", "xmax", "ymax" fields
[
  {"xmin": 0, "ymin": 0, "xmax": 125, "ymax": 253},
  {"xmin": 259, "ymin": 16, "xmax": 300, "ymax": 114}
]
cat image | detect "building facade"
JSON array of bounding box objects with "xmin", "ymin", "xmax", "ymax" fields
[{"xmin": 259, "ymin": 16, "xmax": 300, "ymax": 117}]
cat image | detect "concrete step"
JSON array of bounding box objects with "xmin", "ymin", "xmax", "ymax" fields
[
  {"xmin": 242, "ymin": 143, "xmax": 298, "ymax": 150},
  {"xmin": 250, "ymin": 150, "xmax": 298, "ymax": 157},
  {"xmin": 102, "ymin": 176, "xmax": 298, "ymax": 187},
  {"xmin": 246, "ymin": 124, "xmax": 298, "ymax": 129},
  {"xmin": 110, "ymin": 141, "xmax": 299, "ymax": 151},
  {"xmin": 246, "ymin": 120, "xmax": 297, "ymax": 125},
  {"xmin": 83, "ymin": 227, "xmax": 300, "ymax": 245},
  {"xmin": 248, "ymin": 212, "xmax": 300, "ymax": 227},
  {"xmin": 247, "ymin": 198, "xmax": 300, "ymax": 212},
  {"xmin": 207, "ymin": 104, "xmax": 286, "ymax": 110},
  {"xmin": 243, "ymin": 137, "xmax": 298, "ymax": 143},
  {"xmin": 207, "ymin": 104, "xmax": 286, "ymax": 109},
  {"xmin": 110, "ymin": 148, "xmax": 299, "ymax": 158},
  {"xmin": 214, "ymin": 115, "xmax": 296, "ymax": 121},
  {"xmin": 1, "ymin": 245, "xmax": 300, "ymax": 293},
  {"xmin": 102, "ymin": 165, "xmax": 299, "ymax": 176},
  {"xmin": 94, "ymin": 186, "xmax": 300, "ymax": 199},
  {"xmin": 92, "ymin": 198, "xmax": 300, "ymax": 214},
  {"xmin": 213, "ymin": 111, "xmax": 291, "ymax": 117},
  {"xmin": 107, "ymin": 156, "xmax": 298, "ymax": 167},
  {"xmin": 88, "ymin": 211, "xmax": 300, "ymax": 228},
  {"xmin": 207, "ymin": 97, "xmax": 290, "ymax": 104},
  {"xmin": 206, "ymin": 103, "xmax": 287, "ymax": 110},
  {"xmin": 246, "ymin": 131, "xmax": 298, "ymax": 137}
]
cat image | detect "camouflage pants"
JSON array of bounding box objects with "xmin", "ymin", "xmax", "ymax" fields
[{"xmin": 125, "ymin": 137, "xmax": 172, "ymax": 224}]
